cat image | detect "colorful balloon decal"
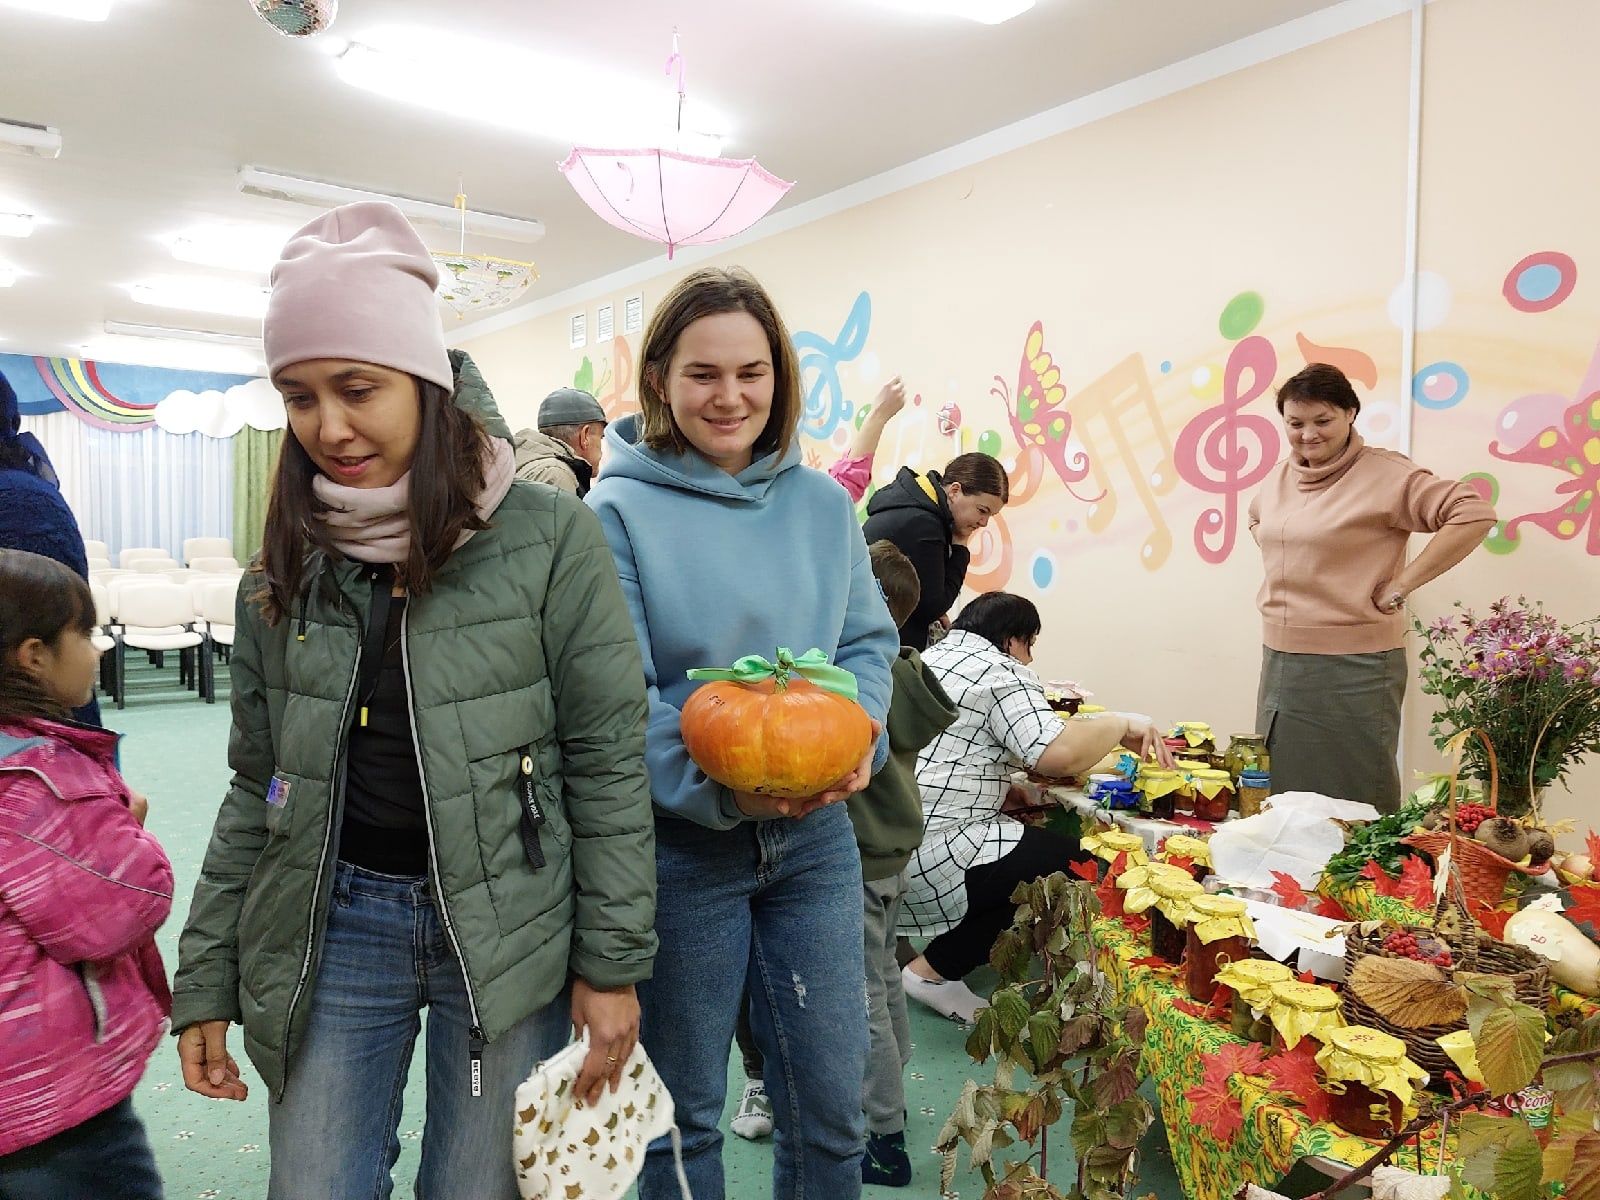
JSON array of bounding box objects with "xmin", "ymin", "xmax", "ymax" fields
[{"xmin": 1502, "ymin": 251, "xmax": 1577, "ymax": 314}]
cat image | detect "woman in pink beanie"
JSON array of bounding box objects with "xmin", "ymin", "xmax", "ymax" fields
[{"xmin": 170, "ymin": 202, "xmax": 659, "ymax": 1199}]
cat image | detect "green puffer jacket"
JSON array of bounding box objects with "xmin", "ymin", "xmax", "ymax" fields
[{"xmin": 171, "ymin": 352, "xmax": 656, "ymax": 1099}]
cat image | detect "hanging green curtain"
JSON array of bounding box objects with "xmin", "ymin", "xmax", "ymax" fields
[{"xmin": 231, "ymin": 427, "xmax": 283, "ymax": 563}]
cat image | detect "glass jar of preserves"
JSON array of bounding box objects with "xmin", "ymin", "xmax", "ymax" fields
[
  {"xmin": 1224, "ymin": 733, "xmax": 1269, "ymax": 780},
  {"xmin": 1183, "ymin": 895, "xmax": 1255, "ymax": 1001},
  {"xmin": 1315, "ymin": 1027, "xmax": 1428, "ymax": 1139},
  {"xmin": 1169, "ymin": 721, "xmax": 1216, "ymax": 758},
  {"xmin": 1190, "ymin": 769, "xmax": 1235, "ymax": 823},
  {"xmin": 1158, "ymin": 833, "xmax": 1212, "ymax": 881},
  {"xmin": 1237, "ymin": 769, "xmax": 1271, "ymax": 818},
  {"xmin": 1138, "ymin": 768, "xmax": 1187, "ymax": 820},
  {"xmin": 1215, "ymin": 959, "xmax": 1293, "ymax": 1044},
  {"xmin": 1123, "ymin": 870, "xmax": 1203, "ymax": 963},
  {"xmin": 1266, "ymin": 980, "xmax": 1345, "ymax": 1053}
]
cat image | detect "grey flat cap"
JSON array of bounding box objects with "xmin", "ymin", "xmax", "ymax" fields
[{"xmin": 537, "ymin": 387, "xmax": 607, "ymax": 429}]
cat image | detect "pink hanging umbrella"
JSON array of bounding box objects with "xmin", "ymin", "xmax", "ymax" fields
[{"xmin": 557, "ymin": 34, "xmax": 793, "ymax": 259}]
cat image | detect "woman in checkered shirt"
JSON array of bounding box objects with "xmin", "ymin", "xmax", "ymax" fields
[{"xmin": 899, "ymin": 592, "xmax": 1171, "ymax": 1022}]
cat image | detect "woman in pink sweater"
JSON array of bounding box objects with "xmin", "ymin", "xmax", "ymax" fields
[
  {"xmin": 1247, "ymin": 364, "xmax": 1496, "ymax": 812},
  {"xmin": 0, "ymin": 550, "xmax": 173, "ymax": 1198}
]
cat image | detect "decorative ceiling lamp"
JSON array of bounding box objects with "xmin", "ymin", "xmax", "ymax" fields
[
  {"xmin": 248, "ymin": 0, "xmax": 337, "ymax": 37},
  {"xmin": 558, "ymin": 33, "xmax": 793, "ymax": 260},
  {"xmin": 431, "ymin": 193, "xmax": 539, "ymax": 319}
]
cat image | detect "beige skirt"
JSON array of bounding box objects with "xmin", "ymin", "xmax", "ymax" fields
[{"xmin": 1256, "ymin": 646, "xmax": 1407, "ymax": 814}]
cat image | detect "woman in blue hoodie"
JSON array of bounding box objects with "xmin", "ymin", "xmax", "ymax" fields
[{"xmin": 588, "ymin": 268, "xmax": 899, "ymax": 1200}]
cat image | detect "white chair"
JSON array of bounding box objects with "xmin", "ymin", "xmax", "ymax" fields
[
  {"xmin": 196, "ymin": 577, "xmax": 239, "ymax": 700},
  {"xmin": 190, "ymin": 555, "xmax": 242, "ymax": 573},
  {"xmin": 88, "ymin": 579, "xmax": 118, "ymax": 703},
  {"xmin": 83, "ymin": 539, "xmax": 109, "ymax": 561},
  {"xmin": 114, "ymin": 582, "xmax": 209, "ymax": 707},
  {"xmin": 130, "ymin": 557, "xmax": 179, "ymax": 573},
  {"xmin": 86, "ymin": 555, "xmax": 112, "ymax": 573},
  {"xmin": 162, "ymin": 568, "xmax": 198, "ymax": 588},
  {"xmin": 183, "ymin": 536, "xmax": 234, "ymax": 565},
  {"xmin": 119, "ymin": 547, "xmax": 167, "ymax": 568},
  {"xmin": 107, "ymin": 575, "xmax": 167, "ymax": 623}
]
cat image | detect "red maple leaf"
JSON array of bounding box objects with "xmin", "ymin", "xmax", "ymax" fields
[
  {"xmin": 1470, "ymin": 901, "xmax": 1512, "ymax": 939},
  {"xmin": 1121, "ymin": 911, "xmax": 1150, "ymax": 934},
  {"xmin": 1296, "ymin": 970, "xmax": 1317, "ymax": 984},
  {"xmin": 1166, "ymin": 855, "xmax": 1196, "ymax": 874},
  {"xmin": 1185, "ymin": 1072, "xmax": 1245, "ymax": 1140},
  {"xmin": 1295, "ymin": 1084, "xmax": 1334, "ymax": 1124},
  {"xmin": 1360, "ymin": 860, "xmax": 1403, "ymax": 897},
  {"xmin": 1395, "ymin": 855, "xmax": 1435, "ymax": 909},
  {"xmin": 1108, "ymin": 851, "xmax": 1131, "ymax": 877},
  {"xmin": 1270, "ymin": 871, "xmax": 1311, "ymax": 909},
  {"xmin": 1314, "ymin": 894, "xmax": 1352, "ymax": 921},
  {"xmin": 1096, "ymin": 876, "xmax": 1128, "ymax": 918},
  {"xmin": 1129, "ymin": 955, "xmax": 1174, "ymax": 971},
  {"xmin": 1068, "ymin": 859, "xmax": 1100, "ymax": 883},
  {"xmin": 1207, "ymin": 1041, "xmax": 1270, "ymax": 1085},
  {"xmin": 1261, "ymin": 1041, "xmax": 1334, "ymax": 1122},
  {"xmin": 1563, "ymin": 882, "xmax": 1600, "ymax": 933},
  {"xmin": 1586, "ymin": 829, "xmax": 1600, "ymax": 865}
]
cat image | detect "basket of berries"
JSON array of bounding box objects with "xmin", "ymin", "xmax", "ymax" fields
[{"xmin": 1341, "ymin": 892, "xmax": 1550, "ymax": 1080}]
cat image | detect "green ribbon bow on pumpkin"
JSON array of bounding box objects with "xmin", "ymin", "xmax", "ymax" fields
[{"xmin": 686, "ymin": 647, "xmax": 859, "ymax": 702}]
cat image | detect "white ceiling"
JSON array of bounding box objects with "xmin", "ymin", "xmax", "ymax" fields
[{"xmin": 0, "ymin": 0, "xmax": 1343, "ymax": 371}]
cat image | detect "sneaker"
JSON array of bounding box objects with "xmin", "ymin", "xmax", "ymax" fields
[
  {"xmin": 862, "ymin": 1130, "xmax": 913, "ymax": 1187},
  {"xmin": 900, "ymin": 965, "xmax": 987, "ymax": 1024},
  {"xmin": 730, "ymin": 1079, "xmax": 773, "ymax": 1140}
]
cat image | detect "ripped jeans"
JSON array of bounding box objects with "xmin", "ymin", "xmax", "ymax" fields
[{"xmin": 637, "ymin": 804, "xmax": 868, "ymax": 1200}]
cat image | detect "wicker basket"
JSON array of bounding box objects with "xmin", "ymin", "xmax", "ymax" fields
[
  {"xmin": 1401, "ymin": 729, "xmax": 1550, "ymax": 910},
  {"xmin": 1341, "ymin": 891, "xmax": 1550, "ymax": 1080}
]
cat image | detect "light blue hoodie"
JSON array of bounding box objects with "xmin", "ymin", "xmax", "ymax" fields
[{"xmin": 587, "ymin": 414, "xmax": 898, "ymax": 830}]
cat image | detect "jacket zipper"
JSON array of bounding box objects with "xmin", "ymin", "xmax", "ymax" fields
[
  {"xmin": 275, "ymin": 590, "xmax": 362, "ymax": 1102},
  {"xmin": 398, "ymin": 602, "xmax": 487, "ymax": 1097}
]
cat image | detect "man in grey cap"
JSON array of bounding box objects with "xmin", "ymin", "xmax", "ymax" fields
[{"xmin": 512, "ymin": 387, "xmax": 608, "ymax": 497}]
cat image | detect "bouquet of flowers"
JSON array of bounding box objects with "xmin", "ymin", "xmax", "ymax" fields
[{"xmin": 1415, "ymin": 596, "xmax": 1600, "ymax": 818}]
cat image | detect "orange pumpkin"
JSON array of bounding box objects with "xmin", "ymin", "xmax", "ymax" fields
[{"xmin": 681, "ymin": 674, "xmax": 873, "ymax": 799}]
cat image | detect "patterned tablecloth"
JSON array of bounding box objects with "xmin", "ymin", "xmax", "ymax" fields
[{"xmin": 1094, "ymin": 914, "xmax": 1447, "ymax": 1200}]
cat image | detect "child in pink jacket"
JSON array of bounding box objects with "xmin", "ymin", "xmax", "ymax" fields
[{"xmin": 0, "ymin": 549, "xmax": 173, "ymax": 1199}]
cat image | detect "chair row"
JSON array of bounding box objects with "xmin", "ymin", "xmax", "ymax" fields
[
  {"xmin": 89, "ymin": 575, "xmax": 238, "ymax": 708},
  {"xmin": 82, "ymin": 537, "xmax": 239, "ymax": 570}
]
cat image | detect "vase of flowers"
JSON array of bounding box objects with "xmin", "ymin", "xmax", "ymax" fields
[{"xmin": 1415, "ymin": 597, "xmax": 1600, "ymax": 819}]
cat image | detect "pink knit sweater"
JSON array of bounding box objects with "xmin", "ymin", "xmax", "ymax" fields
[
  {"xmin": 0, "ymin": 718, "xmax": 173, "ymax": 1155},
  {"xmin": 1248, "ymin": 434, "xmax": 1496, "ymax": 655}
]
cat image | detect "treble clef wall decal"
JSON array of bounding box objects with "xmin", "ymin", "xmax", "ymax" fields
[{"xmin": 1173, "ymin": 334, "xmax": 1282, "ymax": 565}]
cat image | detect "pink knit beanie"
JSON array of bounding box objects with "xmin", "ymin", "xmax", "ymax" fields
[{"xmin": 264, "ymin": 201, "xmax": 452, "ymax": 390}]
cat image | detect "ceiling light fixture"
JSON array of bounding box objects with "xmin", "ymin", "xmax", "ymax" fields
[
  {"xmin": 165, "ymin": 222, "xmax": 295, "ymax": 275},
  {"xmin": 104, "ymin": 320, "xmax": 261, "ymax": 348},
  {"xmin": 879, "ymin": 0, "xmax": 1035, "ymax": 23},
  {"xmin": 83, "ymin": 334, "xmax": 265, "ymax": 377},
  {"xmin": 0, "ymin": 119, "xmax": 62, "ymax": 158},
  {"xmin": 334, "ymin": 35, "xmax": 726, "ymax": 156},
  {"xmin": 0, "ymin": 212, "xmax": 35, "ymax": 238},
  {"xmin": 129, "ymin": 278, "xmax": 271, "ymax": 321},
  {"xmin": 237, "ymin": 166, "xmax": 545, "ymax": 244},
  {"xmin": 0, "ymin": 0, "xmax": 112, "ymax": 20}
]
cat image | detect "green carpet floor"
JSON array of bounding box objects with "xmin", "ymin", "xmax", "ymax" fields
[{"xmin": 101, "ymin": 658, "xmax": 1190, "ymax": 1199}]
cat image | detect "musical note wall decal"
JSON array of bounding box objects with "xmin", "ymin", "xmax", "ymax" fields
[
  {"xmin": 793, "ymin": 291, "xmax": 872, "ymax": 442},
  {"xmin": 1070, "ymin": 355, "xmax": 1176, "ymax": 570},
  {"xmin": 1295, "ymin": 333, "xmax": 1378, "ymax": 389},
  {"xmin": 1173, "ymin": 334, "xmax": 1283, "ymax": 565}
]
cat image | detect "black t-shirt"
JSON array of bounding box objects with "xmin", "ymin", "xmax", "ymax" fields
[{"xmin": 341, "ymin": 584, "xmax": 429, "ymax": 876}]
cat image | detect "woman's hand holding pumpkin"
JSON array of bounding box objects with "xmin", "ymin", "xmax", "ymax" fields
[{"xmin": 733, "ymin": 719, "xmax": 883, "ymax": 820}]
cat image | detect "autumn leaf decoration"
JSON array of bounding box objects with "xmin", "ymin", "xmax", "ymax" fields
[
  {"xmin": 1269, "ymin": 871, "xmax": 1311, "ymax": 910},
  {"xmin": 1259, "ymin": 1040, "xmax": 1333, "ymax": 1124},
  {"xmin": 1182, "ymin": 1042, "xmax": 1269, "ymax": 1140}
]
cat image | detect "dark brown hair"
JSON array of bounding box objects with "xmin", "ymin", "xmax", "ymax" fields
[
  {"xmin": 637, "ymin": 268, "xmax": 803, "ymax": 463},
  {"xmin": 0, "ymin": 549, "xmax": 94, "ymax": 721},
  {"xmin": 868, "ymin": 539, "xmax": 921, "ymax": 628},
  {"xmin": 1276, "ymin": 362, "xmax": 1361, "ymax": 415},
  {"xmin": 257, "ymin": 377, "xmax": 489, "ymax": 624},
  {"xmin": 941, "ymin": 452, "xmax": 1010, "ymax": 503},
  {"xmin": 953, "ymin": 590, "xmax": 1041, "ymax": 652}
]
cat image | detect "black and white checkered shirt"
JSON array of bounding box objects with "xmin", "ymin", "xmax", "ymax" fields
[{"xmin": 900, "ymin": 630, "xmax": 1061, "ymax": 938}]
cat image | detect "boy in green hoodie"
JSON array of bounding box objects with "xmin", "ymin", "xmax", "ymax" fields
[{"xmin": 851, "ymin": 540, "xmax": 959, "ymax": 1187}]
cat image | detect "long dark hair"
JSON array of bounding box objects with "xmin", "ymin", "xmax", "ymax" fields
[
  {"xmin": 0, "ymin": 549, "xmax": 94, "ymax": 722},
  {"xmin": 637, "ymin": 268, "xmax": 803, "ymax": 464},
  {"xmin": 257, "ymin": 377, "xmax": 489, "ymax": 624}
]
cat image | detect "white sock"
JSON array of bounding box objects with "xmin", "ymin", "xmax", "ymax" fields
[{"xmin": 900, "ymin": 965, "xmax": 987, "ymax": 1024}]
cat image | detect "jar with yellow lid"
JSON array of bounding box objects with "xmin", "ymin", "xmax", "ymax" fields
[
  {"xmin": 1266, "ymin": 980, "xmax": 1345, "ymax": 1053},
  {"xmin": 1079, "ymin": 827, "xmax": 1147, "ymax": 873},
  {"xmin": 1158, "ymin": 834, "xmax": 1212, "ymax": 881},
  {"xmin": 1315, "ymin": 1027, "xmax": 1428, "ymax": 1138},
  {"xmin": 1216, "ymin": 959, "xmax": 1293, "ymax": 1043},
  {"xmin": 1139, "ymin": 767, "xmax": 1189, "ymax": 820},
  {"xmin": 1190, "ymin": 768, "xmax": 1236, "ymax": 823},
  {"xmin": 1184, "ymin": 895, "xmax": 1256, "ymax": 1001},
  {"xmin": 1124, "ymin": 872, "xmax": 1203, "ymax": 963},
  {"xmin": 1169, "ymin": 722, "xmax": 1216, "ymax": 756}
]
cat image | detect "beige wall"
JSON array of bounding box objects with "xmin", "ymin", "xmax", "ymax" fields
[{"xmin": 463, "ymin": 0, "xmax": 1598, "ymax": 833}]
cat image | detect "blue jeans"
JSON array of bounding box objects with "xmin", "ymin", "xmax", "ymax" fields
[
  {"xmin": 266, "ymin": 862, "xmax": 571, "ymax": 1200},
  {"xmin": 639, "ymin": 804, "xmax": 868, "ymax": 1200},
  {"xmin": 0, "ymin": 1098, "xmax": 161, "ymax": 1200}
]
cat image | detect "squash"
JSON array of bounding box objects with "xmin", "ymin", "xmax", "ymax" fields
[
  {"xmin": 1503, "ymin": 896, "xmax": 1600, "ymax": 995},
  {"xmin": 680, "ymin": 649, "xmax": 872, "ymax": 800}
]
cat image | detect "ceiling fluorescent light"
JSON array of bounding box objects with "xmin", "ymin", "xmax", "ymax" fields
[
  {"xmin": 83, "ymin": 334, "xmax": 264, "ymax": 377},
  {"xmin": 238, "ymin": 166, "xmax": 545, "ymax": 244},
  {"xmin": 0, "ymin": 212, "xmax": 35, "ymax": 238},
  {"xmin": 166, "ymin": 223, "xmax": 295, "ymax": 275},
  {"xmin": 334, "ymin": 36, "xmax": 727, "ymax": 155},
  {"xmin": 130, "ymin": 279, "xmax": 271, "ymax": 321},
  {"xmin": 105, "ymin": 320, "xmax": 261, "ymax": 348},
  {"xmin": 0, "ymin": 119, "xmax": 62, "ymax": 158},
  {"xmin": 882, "ymin": 0, "xmax": 1035, "ymax": 23},
  {"xmin": 1, "ymin": 0, "xmax": 111, "ymax": 19}
]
